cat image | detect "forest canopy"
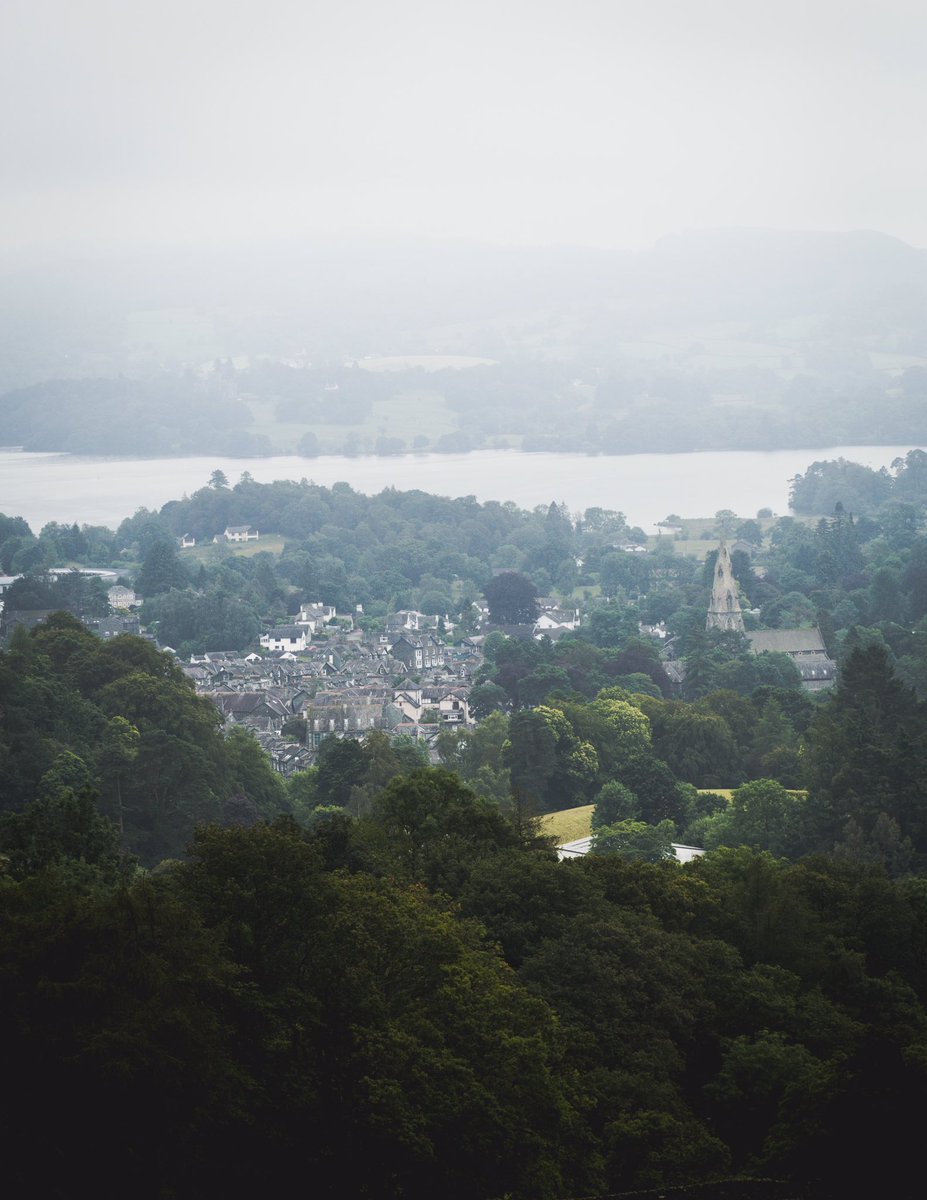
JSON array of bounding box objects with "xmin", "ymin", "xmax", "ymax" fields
[{"xmin": 5, "ymin": 451, "xmax": 927, "ymax": 1194}]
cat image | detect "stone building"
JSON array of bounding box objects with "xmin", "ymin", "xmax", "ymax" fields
[{"xmin": 706, "ymin": 542, "xmax": 745, "ymax": 633}]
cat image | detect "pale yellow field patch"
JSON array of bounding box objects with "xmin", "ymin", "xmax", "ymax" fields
[{"xmin": 540, "ymin": 805, "xmax": 594, "ymax": 844}]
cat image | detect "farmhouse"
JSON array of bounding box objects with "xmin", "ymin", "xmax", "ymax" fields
[{"xmin": 214, "ymin": 525, "xmax": 259, "ymax": 543}]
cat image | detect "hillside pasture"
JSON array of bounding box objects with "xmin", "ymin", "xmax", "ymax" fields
[
  {"xmin": 540, "ymin": 805, "xmax": 594, "ymax": 845},
  {"xmin": 180, "ymin": 533, "xmax": 286, "ymax": 562}
]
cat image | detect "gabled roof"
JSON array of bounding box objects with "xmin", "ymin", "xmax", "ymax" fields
[
  {"xmin": 215, "ymin": 692, "xmax": 268, "ymax": 714},
  {"xmin": 390, "ymin": 633, "xmax": 423, "ymax": 648},
  {"xmin": 264, "ymin": 624, "xmax": 305, "ymax": 637},
  {"xmin": 747, "ymin": 628, "xmax": 826, "ymax": 655}
]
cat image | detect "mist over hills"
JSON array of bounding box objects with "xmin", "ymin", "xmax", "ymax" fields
[
  {"xmin": 2, "ymin": 228, "xmax": 926, "ymax": 457},
  {"xmin": 3, "ymin": 228, "xmax": 926, "ymax": 372}
]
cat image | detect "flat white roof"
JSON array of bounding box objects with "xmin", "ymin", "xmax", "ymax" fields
[{"xmin": 557, "ymin": 837, "xmax": 705, "ymax": 864}]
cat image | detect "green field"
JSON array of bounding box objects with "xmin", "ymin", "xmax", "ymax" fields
[
  {"xmin": 648, "ymin": 513, "xmax": 793, "ymax": 558},
  {"xmin": 541, "ymin": 793, "xmax": 806, "ymax": 844},
  {"xmin": 180, "ymin": 533, "xmax": 286, "ymax": 563},
  {"xmin": 244, "ymin": 389, "xmax": 461, "ymax": 454},
  {"xmin": 540, "ymin": 805, "xmax": 594, "ymax": 844}
]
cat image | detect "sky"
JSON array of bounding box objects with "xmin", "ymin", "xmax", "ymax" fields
[{"xmin": 2, "ymin": 0, "xmax": 925, "ymax": 255}]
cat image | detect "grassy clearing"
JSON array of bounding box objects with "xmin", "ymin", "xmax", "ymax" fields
[
  {"xmin": 367, "ymin": 391, "xmax": 460, "ymax": 440},
  {"xmin": 541, "ymin": 792, "xmax": 807, "ymax": 843},
  {"xmin": 648, "ymin": 513, "xmax": 792, "ymax": 558},
  {"xmin": 540, "ymin": 805, "xmax": 594, "ymax": 844},
  {"xmin": 243, "ymin": 401, "xmax": 322, "ymax": 452},
  {"xmin": 243, "ymin": 390, "xmax": 460, "ymax": 454},
  {"xmin": 567, "ymin": 584, "xmax": 602, "ymax": 600},
  {"xmin": 664, "ymin": 537, "xmax": 722, "ymax": 560},
  {"xmin": 180, "ymin": 533, "xmax": 286, "ymax": 563},
  {"xmin": 697, "ymin": 788, "xmax": 808, "ymax": 803}
]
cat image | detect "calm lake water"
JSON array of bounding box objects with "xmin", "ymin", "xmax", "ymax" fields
[{"xmin": 0, "ymin": 445, "xmax": 921, "ymax": 534}]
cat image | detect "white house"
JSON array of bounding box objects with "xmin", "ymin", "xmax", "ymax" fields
[
  {"xmin": 259, "ymin": 625, "xmax": 309, "ymax": 653},
  {"xmin": 557, "ymin": 837, "xmax": 705, "ymax": 864},
  {"xmin": 435, "ymin": 690, "xmax": 472, "ymax": 726},
  {"xmin": 392, "ymin": 686, "xmax": 424, "ymax": 722},
  {"xmin": 215, "ymin": 525, "xmax": 259, "ymax": 544},
  {"xmin": 386, "ymin": 609, "xmax": 437, "ymax": 633},
  {"xmin": 535, "ymin": 607, "xmax": 579, "ymax": 633},
  {"xmin": 296, "ymin": 602, "xmax": 337, "ymax": 632}
]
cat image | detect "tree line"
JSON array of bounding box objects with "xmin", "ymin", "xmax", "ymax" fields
[
  {"xmin": 4, "ymin": 768, "xmax": 927, "ymax": 1197},
  {"xmin": 5, "ymin": 356, "xmax": 927, "ymax": 458}
]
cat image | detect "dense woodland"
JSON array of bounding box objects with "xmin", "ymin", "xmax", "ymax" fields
[
  {"xmin": 4, "ymin": 357, "xmax": 927, "ymax": 458},
  {"xmin": 5, "ymin": 731, "xmax": 927, "ymax": 1195},
  {"xmin": 5, "ymin": 454, "xmax": 927, "ymax": 1195}
]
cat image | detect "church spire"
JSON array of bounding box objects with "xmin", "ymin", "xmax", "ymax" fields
[{"xmin": 706, "ymin": 541, "xmax": 745, "ymax": 633}]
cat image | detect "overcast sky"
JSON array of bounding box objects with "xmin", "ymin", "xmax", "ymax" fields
[{"xmin": 3, "ymin": 0, "xmax": 925, "ymax": 254}]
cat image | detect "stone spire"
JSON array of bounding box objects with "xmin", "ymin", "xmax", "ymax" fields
[{"xmin": 706, "ymin": 541, "xmax": 745, "ymax": 633}]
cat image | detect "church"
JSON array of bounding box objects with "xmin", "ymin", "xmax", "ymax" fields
[{"xmin": 707, "ymin": 541, "xmax": 837, "ymax": 692}]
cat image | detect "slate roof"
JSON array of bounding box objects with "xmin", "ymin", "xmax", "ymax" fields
[{"xmin": 747, "ymin": 628, "xmax": 827, "ymax": 655}]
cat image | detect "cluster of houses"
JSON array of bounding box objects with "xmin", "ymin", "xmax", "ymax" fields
[
  {"xmin": 177, "ymin": 594, "xmax": 586, "ymax": 777},
  {"xmin": 181, "ymin": 615, "xmax": 482, "ymax": 776},
  {"xmin": 177, "ymin": 526, "xmax": 260, "ymax": 549},
  {"xmin": 1, "ymin": 533, "xmax": 841, "ymax": 787},
  {"xmin": 0, "ymin": 577, "xmax": 141, "ymax": 638}
]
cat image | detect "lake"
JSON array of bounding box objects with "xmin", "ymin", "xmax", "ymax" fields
[{"xmin": 0, "ymin": 445, "xmax": 921, "ymax": 534}]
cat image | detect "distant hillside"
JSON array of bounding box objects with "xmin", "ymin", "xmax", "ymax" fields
[
  {"xmin": 632, "ymin": 227, "xmax": 927, "ymax": 327},
  {"xmin": 2, "ymin": 229, "xmax": 925, "ymax": 379},
  {"xmin": 2, "ymin": 229, "xmax": 926, "ymax": 455}
]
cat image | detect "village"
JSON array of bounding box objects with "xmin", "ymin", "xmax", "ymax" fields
[
  {"xmin": 0, "ymin": 508, "xmax": 843, "ymax": 796},
  {"xmin": 175, "ymin": 593, "xmax": 582, "ymax": 780},
  {"xmin": 189, "ymin": 550, "xmax": 834, "ymax": 791}
]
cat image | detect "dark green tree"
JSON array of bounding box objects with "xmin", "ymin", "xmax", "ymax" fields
[
  {"xmin": 804, "ymin": 644, "xmax": 927, "ymax": 852},
  {"xmin": 592, "ymin": 818, "xmax": 676, "ymax": 862},
  {"xmin": 0, "ymin": 785, "xmax": 123, "ymax": 880},
  {"xmin": 483, "ymin": 571, "xmax": 539, "ymax": 625},
  {"xmin": 135, "ymin": 539, "xmax": 188, "ymax": 598}
]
